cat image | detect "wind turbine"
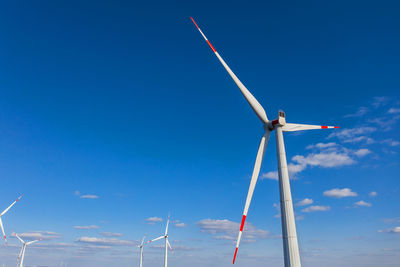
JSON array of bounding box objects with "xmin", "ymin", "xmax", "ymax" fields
[
  {"xmin": 190, "ymin": 18, "xmax": 339, "ymax": 267},
  {"xmin": 14, "ymin": 233, "xmax": 40, "ymax": 267},
  {"xmin": 137, "ymin": 235, "xmax": 146, "ymax": 267},
  {"xmin": 147, "ymin": 217, "xmax": 173, "ymax": 267},
  {"xmin": 0, "ymin": 195, "xmax": 23, "ymax": 244}
]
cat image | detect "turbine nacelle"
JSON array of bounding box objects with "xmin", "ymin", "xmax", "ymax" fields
[{"xmin": 266, "ymin": 110, "xmax": 287, "ymax": 130}]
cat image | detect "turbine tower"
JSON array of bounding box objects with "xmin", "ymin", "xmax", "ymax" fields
[
  {"xmin": 147, "ymin": 216, "xmax": 173, "ymax": 267},
  {"xmin": 191, "ymin": 18, "xmax": 339, "ymax": 267},
  {"xmin": 14, "ymin": 233, "xmax": 40, "ymax": 267},
  {"xmin": 137, "ymin": 235, "xmax": 146, "ymax": 267},
  {"xmin": 0, "ymin": 195, "xmax": 23, "ymax": 244}
]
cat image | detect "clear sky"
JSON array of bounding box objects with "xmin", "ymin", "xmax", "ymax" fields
[{"xmin": 0, "ymin": 0, "xmax": 399, "ymax": 266}]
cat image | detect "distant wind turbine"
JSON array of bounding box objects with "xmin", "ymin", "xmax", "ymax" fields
[
  {"xmin": 191, "ymin": 18, "xmax": 339, "ymax": 267},
  {"xmin": 137, "ymin": 235, "xmax": 146, "ymax": 267},
  {"xmin": 0, "ymin": 195, "xmax": 23, "ymax": 244},
  {"xmin": 147, "ymin": 216, "xmax": 173, "ymax": 267},
  {"xmin": 14, "ymin": 233, "xmax": 40, "ymax": 267}
]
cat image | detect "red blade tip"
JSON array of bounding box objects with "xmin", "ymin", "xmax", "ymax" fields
[
  {"xmin": 190, "ymin": 17, "xmax": 199, "ymax": 29},
  {"xmin": 233, "ymin": 247, "xmax": 238, "ymax": 264}
]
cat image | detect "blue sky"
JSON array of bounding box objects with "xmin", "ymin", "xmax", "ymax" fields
[{"xmin": 0, "ymin": 0, "xmax": 399, "ymax": 266}]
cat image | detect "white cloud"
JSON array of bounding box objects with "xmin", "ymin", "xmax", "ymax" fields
[
  {"xmin": 15, "ymin": 231, "xmax": 61, "ymax": 240},
  {"xmin": 80, "ymin": 194, "xmax": 99, "ymax": 199},
  {"xmin": 75, "ymin": 236, "xmax": 134, "ymax": 246},
  {"xmin": 292, "ymin": 152, "xmax": 355, "ymax": 168},
  {"xmin": 388, "ymin": 108, "xmax": 400, "ymax": 114},
  {"xmin": 146, "ymin": 217, "xmax": 163, "ymax": 224},
  {"xmin": 196, "ymin": 219, "xmax": 271, "ymax": 241},
  {"xmin": 74, "ymin": 225, "xmax": 100, "ymax": 230},
  {"xmin": 354, "ymin": 200, "xmax": 372, "ymax": 207},
  {"xmin": 323, "ymin": 188, "xmax": 358, "ymax": 198},
  {"xmin": 328, "ymin": 127, "xmax": 376, "ymax": 144},
  {"xmin": 171, "ymin": 220, "xmax": 187, "ymax": 228},
  {"xmin": 302, "ymin": 206, "xmax": 330, "ymax": 213},
  {"xmin": 378, "ymin": 227, "xmax": 400, "ymax": 234},
  {"xmin": 382, "ymin": 139, "xmax": 400, "ymax": 147},
  {"xmin": 296, "ymin": 198, "xmax": 313, "ymax": 206},
  {"xmin": 369, "ymin": 191, "xmax": 377, "ymax": 197},
  {"xmin": 353, "ymin": 148, "xmax": 372, "ymax": 157},
  {"xmin": 99, "ymin": 232, "xmax": 123, "ymax": 237},
  {"xmin": 306, "ymin": 142, "xmax": 338, "ymax": 150}
]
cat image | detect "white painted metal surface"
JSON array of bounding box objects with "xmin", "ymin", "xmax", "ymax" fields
[
  {"xmin": 191, "ymin": 17, "xmax": 339, "ymax": 267},
  {"xmin": 15, "ymin": 233, "xmax": 39, "ymax": 267},
  {"xmin": 147, "ymin": 216, "xmax": 173, "ymax": 267},
  {"xmin": 276, "ymin": 126, "xmax": 301, "ymax": 267}
]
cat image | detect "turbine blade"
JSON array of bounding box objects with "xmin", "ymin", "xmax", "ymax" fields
[
  {"xmin": 141, "ymin": 235, "xmax": 146, "ymax": 246},
  {"xmin": 14, "ymin": 233, "xmax": 25, "ymax": 244},
  {"xmin": 147, "ymin": 235, "xmax": 164, "ymax": 244},
  {"xmin": 167, "ymin": 240, "xmax": 174, "ymax": 253},
  {"xmin": 0, "ymin": 195, "xmax": 23, "ymax": 216},
  {"xmin": 282, "ymin": 123, "xmax": 339, "ymax": 132},
  {"xmin": 165, "ymin": 216, "xmax": 170, "ymax": 235},
  {"xmin": 26, "ymin": 239, "xmax": 39, "ymax": 245},
  {"xmin": 190, "ymin": 17, "xmax": 269, "ymax": 124},
  {"xmin": 0, "ymin": 218, "xmax": 6, "ymax": 243},
  {"xmin": 233, "ymin": 130, "xmax": 270, "ymax": 264}
]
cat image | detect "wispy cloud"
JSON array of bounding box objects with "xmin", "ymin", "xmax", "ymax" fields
[
  {"xmin": 196, "ymin": 219, "xmax": 272, "ymax": 242},
  {"xmin": 328, "ymin": 127, "xmax": 376, "ymax": 144},
  {"xmin": 388, "ymin": 108, "xmax": 400, "ymax": 114},
  {"xmin": 14, "ymin": 231, "xmax": 61, "ymax": 240},
  {"xmin": 378, "ymin": 227, "xmax": 400, "ymax": 234},
  {"xmin": 353, "ymin": 148, "xmax": 372, "ymax": 157},
  {"xmin": 368, "ymin": 191, "xmax": 377, "ymax": 197},
  {"xmin": 80, "ymin": 194, "xmax": 99, "ymax": 199},
  {"xmin": 344, "ymin": 106, "xmax": 369, "ymax": 118},
  {"xmin": 74, "ymin": 190, "xmax": 99, "ymax": 199},
  {"xmin": 99, "ymin": 232, "xmax": 123, "ymax": 237},
  {"xmin": 323, "ymin": 188, "xmax": 358, "ymax": 198},
  {"xmin": 74, "ymin": 225, "xmax": 100, "ymax": 230},
  {"xmin": 295, "ymin": 198, "xmax": 313, "ymax": 206},
  {"xmin": 75, "ymin": 236, "xmax": 134, "ymax": 246},
  {"xmin": 262, "ymin": 149, "xmax": 355, "ymax": 180},
  {"xmin": 146, "ymin": 217, "xmax": 163, "ymax": 224},
  {"xmin": 354, "ymin": 200, "xmax": 372, "ymax": 207},
  {"xmin": 301, "ymin": 206, "xmax": 330, "ymax": 213}
]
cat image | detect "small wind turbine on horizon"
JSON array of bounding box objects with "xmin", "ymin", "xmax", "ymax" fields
[
  {"xmin": 191, "ymin": 18, "xmax": 339, "ymax": 267},
  {"xmin": 13, "ymin": 233, "xmax": 40, "ymax": 267},
  {"xmin": 137, "ymin": 235, "xmax": 146, "ymax": 267},
  {"xmin": 0, "ymin": 195, "xmax": 23, "ymax": 244},
  {"xmin": 147, "ymin": 217, "xmax": 173, "ymax": 267}
]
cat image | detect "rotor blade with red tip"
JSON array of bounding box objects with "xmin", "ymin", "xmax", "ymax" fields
[
  {"xmin": 282, "ymin": 123, "xmax": 340, "ymax": 132},
  {"xmin": 167, "ymin": 240, "xmax": 173, "ymax": 253},
  {"xmin": 233, "ymin": 130, "xmax": 270, "ymax": 264},
  {"xmin": 190, "ymin": 17, "xmax": 269, "ymax": 124},
  {"xmin": 147, "ymin": 235, "xmax": 164, "ymax": 244},
  {"xmin": 1, "ymin": 195, "xmax": 23, "ymax": 216}
]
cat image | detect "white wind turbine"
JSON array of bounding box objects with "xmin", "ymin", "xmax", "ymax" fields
[
  {"xmin": 147, "ymin": 217, "xmax": 173, "ymax": 267},
  {"xmin": 14, "ymin": 233, "xmax": 40, "ymax": 267},
  {"xmin": 137, "ymin": 235, "xmax": 146, "ymax": 267},
  {"xmin": 191, "ymin": 18, "xmax": 339, "ymax": 267},
  {"xmin": 0, "ymin": 195, "xmax": 23, "ymax": 244}
]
